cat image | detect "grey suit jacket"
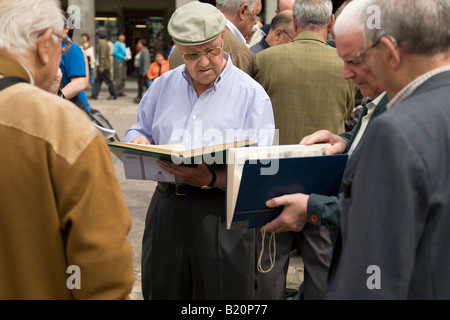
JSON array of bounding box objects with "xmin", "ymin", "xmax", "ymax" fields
[{"xmin": 327, "ymin": 71, "xmax": 450, "ymax": 299}]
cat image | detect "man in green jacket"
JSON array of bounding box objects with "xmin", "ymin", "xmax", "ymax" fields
[{"xmin": 90, "ymin": 31, "xmax": 117, "ymax": 100}]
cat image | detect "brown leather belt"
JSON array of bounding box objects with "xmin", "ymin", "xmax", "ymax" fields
[{"xmin": 157, "ymin": 182, "xmax": 224, "ymax": 197}]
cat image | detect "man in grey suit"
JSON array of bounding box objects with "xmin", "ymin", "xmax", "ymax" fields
[
  {"xmin": 262, "ymin": 0, "xmax": 386, "ymax": 299},
  {"xmin": 326, "ymin": 0, "xmax": 450, "ymax": 299}
]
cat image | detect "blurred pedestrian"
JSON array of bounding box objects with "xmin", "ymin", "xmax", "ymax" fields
[
  {"xmin": 114, "ymin": 32, "xmax": 130, "ymax": 97},
  {"xmin": 90, "ymin": 31, "xmax": 117, "ymax": 100},
  {"xmin": 81, "ymin": 33, "xmax": 95, "ymax": 87},
  {"xmin": 59, "ymin": 24, "xmax": 90, "ymax": 113},
  {"xmin": 146, "ymin": 51, "xmax": 169, "ymax": 86},
  {"xmin": 133, "ymin": 38, "xmax": 151, "ymax": 104}
]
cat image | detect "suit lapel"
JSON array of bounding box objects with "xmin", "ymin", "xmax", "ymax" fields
[{"xmin": 347, "ymin": 94, "xmax": 389, "ymax": 156}]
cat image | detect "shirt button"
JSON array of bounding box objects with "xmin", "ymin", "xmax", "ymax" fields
[
  {"xmin": 192, "ymin": 115, "xmax": 197, "ymax": 120},
  {"xmin": 310, "ymin": 214, "xmax": 318, "ymax": 224}
]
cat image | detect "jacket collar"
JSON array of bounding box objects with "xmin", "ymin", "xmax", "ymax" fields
[
  {"xmin": 0, "ymin": 51, "xmax": 32, "ymax": 83},
  {"xmin": 293, "ymin": 31, "xmax": 328, "ymax": 46}
]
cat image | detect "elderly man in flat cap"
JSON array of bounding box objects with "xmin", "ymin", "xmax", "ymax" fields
[{"xmin": 125, "ymin": 1, "xmax": 275, "ymax": 300}]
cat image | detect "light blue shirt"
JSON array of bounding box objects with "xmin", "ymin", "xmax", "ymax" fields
[
  {"xmin": 113, "ymin": 41, "xmax": 127, "ymax": 62},
  {"xmin": 125, "ymin": 53, "xmax": 275, "ymax": 149}
]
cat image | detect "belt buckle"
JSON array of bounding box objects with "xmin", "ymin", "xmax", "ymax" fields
[{"xmin": 175, "ymin": 184, "xmax": 187, "ymax": 196}]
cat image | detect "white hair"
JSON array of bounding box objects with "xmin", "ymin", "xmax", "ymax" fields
[
  {"xmin": 333, "ymin": 0, "xmax": 373, "ymax": 38},
  {"xmin": 293, "ymin": 0, "xmax": 333, "ymax": 29},
  {"xmin": 216, "ymin": 0, "xmax": 258, "ymax": 14},
  {"xmin": 363, "ymin": 0, "xmax": 450, "ymax": 55},
  {"xmin": 0, "ymin": 0, "xmax": 65, "ymax": 56}
]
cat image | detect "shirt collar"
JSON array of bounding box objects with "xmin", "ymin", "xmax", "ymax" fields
[
  {"xmin": 226, "ymin": 20, "xmax": 247, "ymax": 44},
  {"xmin": 259, "ymin": 37, "xmax": 270, "ymax": 50},
  {"xmin": 387, "ymin": 66, "xmax": 450, "ymax": 110},
  {"xmin": 366, "ymin": 92, "xmax": 386, "ymax": 111}
]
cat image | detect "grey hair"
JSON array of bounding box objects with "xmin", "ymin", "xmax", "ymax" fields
[
  {"xmin": 293, "ymin": 0, "xmax": 333, "ymax": 29},
  {"xmin": 362, "ymin": 0, "xmax": 450, "ymax": 55},
  {"xmin": 334, "ymin": 0, "xmax": 373, "ymax": 38},
  {"xmin": 216, "ymin": 0, "xmax": 258, "ymax": 14},
  {"xmin": 270, "ymin": 11, "xmax": 294, "ymax": 32},
  {"xmin": 0, "ymin": 0, "xmax": 65, "ymax": 56}
]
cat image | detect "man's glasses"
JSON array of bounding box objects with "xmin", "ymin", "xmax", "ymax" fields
[
  {"xmin": 344, "ymin": 35, "xmax": 398, "ymax": 66},
  {"xmin": 344, "ymin": 38, "xmax": 383, "ymax": 65},
  {"xmin": 181, "ymin": 44, "xmax": 223, "ymax": 61},
  {"xmin": 52, "ymin": 32, "xmax": 72, "ymax": 55}
]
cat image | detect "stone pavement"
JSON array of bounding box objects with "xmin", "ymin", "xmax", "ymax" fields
[{"xmin": 88, "ymin": 77, "xmax": 303, "ymax": 300}]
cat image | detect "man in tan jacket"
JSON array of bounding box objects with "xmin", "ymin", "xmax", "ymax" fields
[{"xmin": 0, "ymin": 0, "xmax": 134, "ymax": 299}]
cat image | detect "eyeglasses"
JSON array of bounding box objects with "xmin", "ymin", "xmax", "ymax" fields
[
  {"xmin": 281, "ymin": 29, "xmax": 294, "ymax": 41},
  {"xmin": 181, "ymin": 44, "xmax": 223, "ymax": 61},
  {"xmin": 344, "ymin": 38, "xmax": 383, "ymax": 65},
  {"xmin": 52, "ymin": 32, "xmax": 72, "ymax": 55},
  {"xmin": 344, "ymin": 35, "xmax": 399, "ymax": 66},
  {"xmin": 37, "ymin": 30, "xmax": 72, "ymax": 55}
]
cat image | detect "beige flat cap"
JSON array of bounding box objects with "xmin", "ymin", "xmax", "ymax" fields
[{"xmin": 168, "ymin": 1, "xmax": 227, "ymax": 46}]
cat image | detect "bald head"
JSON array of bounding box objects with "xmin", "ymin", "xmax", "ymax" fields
[{"xmin": 277, "ymin": 0, "xmax": 295, "ymax": 13}]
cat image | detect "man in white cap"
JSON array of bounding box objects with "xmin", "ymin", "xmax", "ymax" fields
[{"xmin": 125, "ymin": 1, "xmax": 275, "ymax": 300}]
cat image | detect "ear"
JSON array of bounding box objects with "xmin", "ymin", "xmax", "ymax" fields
[
  {"xmin": 327, "ymin": 14, "xmax": 335, "ymax": 33},
  {"xmin": 292, "ymin": 15, "xmax": 299, "ymax": 34},
  {"xmin": 274, "ymin": 27, "xmax": 284, "ymax": 40},
  {"xmin": 239, "ymin": 4, "xmax": 248, "ymax": 20},
  {"xmin": 381, "ymin": 36, "xmax": 401, "ymax": 71},
  {"xmin": 36, "ymin": 28, "xmax": 53, "ymax": 65}
]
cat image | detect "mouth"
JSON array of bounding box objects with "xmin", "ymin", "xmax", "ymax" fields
[{"xmin": 198, "ymin": 67, "xmax": 212, "ymax": 72}]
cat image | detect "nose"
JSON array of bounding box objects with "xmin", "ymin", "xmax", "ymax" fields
[
  {"xmin": 197, "ymin": 52, "xmax": 211, "ymax": 66},
  {"xmin": 342, "ymin": 62, "xmax": 356, "ymax": 80}
]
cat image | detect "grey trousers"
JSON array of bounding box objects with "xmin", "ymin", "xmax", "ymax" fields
[
  {"xmin": 141, "ymin": 187, "xmax": 256, "ymax": 300},
  {"xmin": 114, "ymin": 60, "xmax": 127, "ymax": 95},
  {"xmin": 256, "ymin": 224, "xmax": 333, "ymax": 300}
]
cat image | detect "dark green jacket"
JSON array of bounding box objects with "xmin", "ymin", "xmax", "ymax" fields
[{"xmin": 306, "ymin": 93, "xmax": 389, "ymax": 243}]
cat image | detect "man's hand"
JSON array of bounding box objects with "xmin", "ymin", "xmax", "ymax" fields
[
  {"xmin": 157, "ymin": 161, "xmax": 221, "ymax": 188},
  {"xmin": 263, "ymin": 193, "xmax": 310, "ymax": 233},
  {"xmin": 300, "ymin": 130, "xmax": 348, "ymax": 155},
  {"xmin": 130, "ymin": 136, "xmax": 151, "ymax": 145}
]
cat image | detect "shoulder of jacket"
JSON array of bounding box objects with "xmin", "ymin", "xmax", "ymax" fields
[{"xmin": 0, "ymin": 83, "xmax": 100, "ymax": 165}]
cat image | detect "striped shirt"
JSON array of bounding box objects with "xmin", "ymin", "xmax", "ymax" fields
[{"xmin": 388, "ymin": 66, "xmax": 450, "ymax": 109}]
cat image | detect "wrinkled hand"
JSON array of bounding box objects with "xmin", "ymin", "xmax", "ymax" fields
[
  {"xmin": 158, "ymin": 161, "xmax": 212, "ymax": 187},
  {"xmin": 300, "ymin": 130, "xmax": 347, "ymax": 155},
  {"xmin": 263, "ymin": 193, "xmax": 310, "ymax": 233}
]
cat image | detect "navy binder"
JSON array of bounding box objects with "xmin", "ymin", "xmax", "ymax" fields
[{"xmin": 227, "ymin": 154, "xmax": 348, "ymax": 229}]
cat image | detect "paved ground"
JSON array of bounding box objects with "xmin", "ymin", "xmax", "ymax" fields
[{"xmin": 88, "ymin": 77, "xmax": 303, "ymax": 300}]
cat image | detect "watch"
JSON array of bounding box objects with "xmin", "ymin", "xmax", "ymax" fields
[{"xmin": 201, "ymin": 166, "xmax": 216, "ymax": 190}]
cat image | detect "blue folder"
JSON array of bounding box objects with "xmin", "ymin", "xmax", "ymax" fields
[{"xmin": 228, "ymin": 154, "xmax": 348, "ymax": 229}]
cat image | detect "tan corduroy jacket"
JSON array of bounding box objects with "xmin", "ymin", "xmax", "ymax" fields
[
  {"xmin": 0, "ymin": 52, "xmax": 134, "ymax": 300},
  {"xmin": 254, "ymin": 31, "xmax": 357, "ymax": 145}
]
